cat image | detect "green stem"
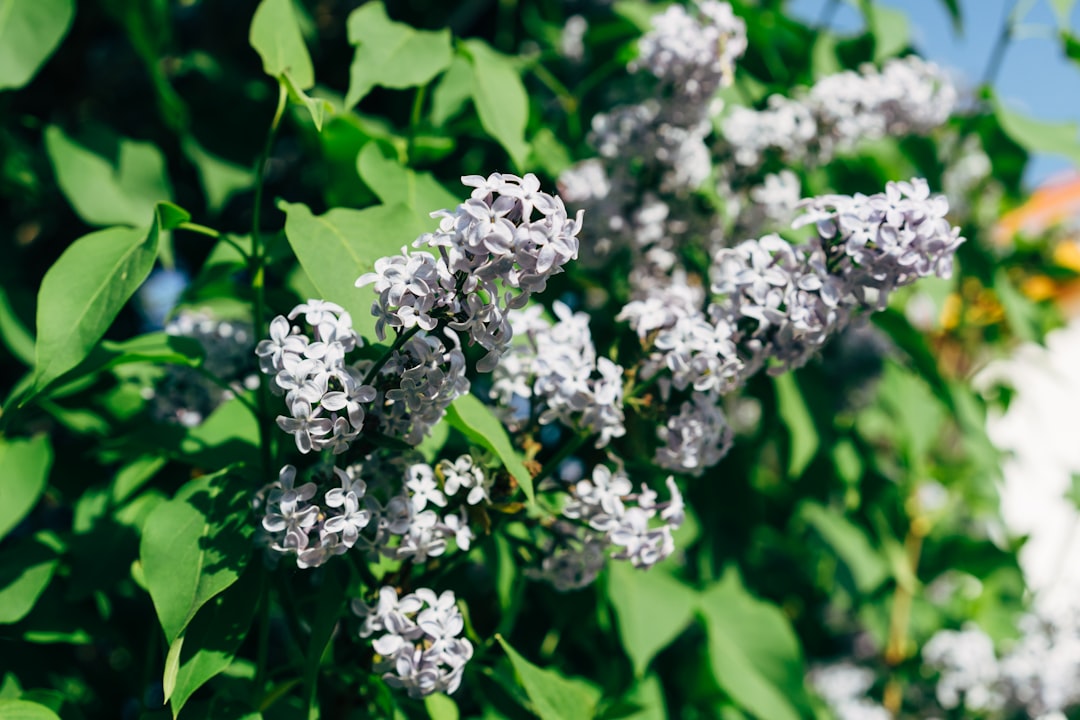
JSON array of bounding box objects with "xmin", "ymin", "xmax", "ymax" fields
[
  {"xmin": 362, "ymin": 325, "xmax": 422, "ymax": 385},
  {"xmin": 250, "ymin": 81, "xmax": 289, "ymax": 479},
  {"xmin": 529, "ymin": 63, "xmax": 580, "ymax": 139},
  {"xmin": 177, "ymin": 222, "xmax": 251, "ymax": 260}
]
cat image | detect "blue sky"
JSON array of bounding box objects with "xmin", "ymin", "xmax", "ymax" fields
[{"xmin": 787, "ymin": 0, "xmax": 1080, "ymax": 187}]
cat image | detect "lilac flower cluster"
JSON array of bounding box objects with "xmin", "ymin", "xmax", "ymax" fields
[
  {"xmin": 257, "ymin": 300, "xmax": 374, "ymax": 453},
  {"xmin": 531, "ymin": 466, "xmax": 684, "ymax": 588},
  {"xmin": 794, "ymin": 178, "xmax": 964, "ymax": 309},
  {"xmin": 256, "ymin": 452, "xmax": 482, "ymax": 569},
  {"xmin": 807, "ymin": 661, "xmax": 890, "ymax": 720},
  {"xmin": 352, "ymin": 586, "xmax": 473, "ymax": 698},
  {"xmin": 630, "ymin": 0, "xmax": 747, "ymax": 108},
  {"xmin": 358, "ymin": 173, "xmax": 582, "ymax": 372},
  {"xmin": 490, "ymin": 302, "xmax": 626, "ymax": 447},
  {"xmin": 145, "ymin": 309, "xmax": 257, "ymax": 427},
  {"xmin": 721, "ymin": 56, "xmax": 956, "ymax": 169}
]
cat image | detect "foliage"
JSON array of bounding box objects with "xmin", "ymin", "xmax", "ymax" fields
[{"xmin": 0, "ymin": 0, "xmax": 1075, "ymax": 718}]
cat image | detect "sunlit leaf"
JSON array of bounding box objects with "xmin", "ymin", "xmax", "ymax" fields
[
  {"xmin": 460, "ymin": 39, "xmax": 529, "ymax": 169},
  {"xmin": 799, "ymin": 502, "xmax": 888, "ymax": 594},
  {"xmin": 0, "ymin": 532, "xmax": 63, "ymax": 624},
  {"xmin": 446, "ymin": 394, "xmax": 534, "ymax": 504},
  {"xmin": 356, "ymin": 142, "xmax": 461, "ymax": 216},
  {"xmin": 344, "ymin": 1, "xmax": 452, "ymax": 107},
  {"xmin": 607, "ymin": 563, "xmax": 698, "ymax": 677},
  {"xmin": 700, "ymin": 568, "xmax": 810, "ymax": 720},
  {"xmin": 31, "ymin": 222, "xmax": 160, "ymax": 394},
  {"xmin": 0, "ymin": 699, "xmax": 61, "ymax": 720},
  {"xmin": 140, "ymin": 467, "xmax": 254, "ymax": 643},
  {"xmin": 496, "ymin": 635, "xmax": 602, "ymax": 720},
  {"xmin": 774, "ymin": 373, "xmax": 819, "ymax": 478},
  {"xmin": 45, "ymin": 126, "xmax": 172, "ymax": 227},
  {"xmin": 0, "ymin": 0, "xmax": 75, "ymax": 91},
  {"xmin": 249, "ymin": 0, "xmax": 314, "ymax": 89},
  {"xmin": 0, "ymin": 435, "xmax": 52, "ymax": 541}
]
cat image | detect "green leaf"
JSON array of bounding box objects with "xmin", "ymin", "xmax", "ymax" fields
[
  {"xmin": 0, "ymin": 435, "xmax": 52, "ymax": 540},
  {"xmin": 699, "ymin": 568, "xmax": 810, "ymax": 720},
  {"xmin": 601, "ymin": 674, "xmax": 666, "ymax": 720},
  {"xmin": 612, "ymin": 1, "xmax": 658, "ymax": 31},
  {"xmin": 460, "ymin": 39, "xmax": 529, "ymax": 169},
  {"xmin": 282, "ymin": 71, "xmax": 332, "ymax": 132},
  {"xmin": 424, "ymin": 693, "xmax": 459, "ymax": 720},
  {"xmin": 994, "ymin": 267, "xmax": 1043, "ymax": 343},
  {"xmin": 1051, "ymin": 0, "xmax": 1077, "ymax": 26},
  {"xmin": 937, "ymin": 0, "xmax": 962, "ymax": 31},
  {"xmin": 446, "ymin": 394, "xmax": 534, "ymax": 504},
  {"xmin": 249, "ymin": 0, "xmax": 314, "ymax": 90},
  {"xmin": 45, "ymin": 125, "xmax": 173, "ymax": 227},
  {"xmin": 31, "ymin": 222, "xmax": 160, "ymax": 394},
  {"xmin": 994, "ymin": 99, "xmax": 1080, "ymax": 166},
  {"xmin": 278, "ymin": 200, "xmax": 429, "ymax": 343},
  {"xmin": 0, "ymin": 0, "xmax": 75, "ymax": 91},
  {"xmin": 165, "ymin": 568, "xmax": 262, "ymax": 718},
  {"xmin": 430, "ymin": 56, "xmax": 473, "ymax": 127},
  {"xmin": 156, "ymin": 201, "xmax": 191, "ymax": 231},
  {"xmin": 0, "ymin": 699, "xmax": 61, "ymax": 720},
  {"xmin": 0, "ymin": 283, "xmax": 34, "ymax": 367},
  {"xmin": 774, "ymin": 373, "xmax": 819, "ymax": 478},
  {"xmin": 182, "ymin": 139, "xmax": 254, "ymax": 214},
  {"xmin": 528, "ymin": 128, "xmax": 573, "ymax": 178},
  {"xmin": 869, "ymin": 5, "xmax": 910, "ymax": 60},
  {"xmin": 496, "ymin": 635, "xmax": 602, "ymax": 720},
  {"xmin": 356, "ymin": 142, "xmax": 461, "ymax": 215},
  {"xmin": 798, "ymin": 502, "xmax": 888, "ymax": 594},
  {"xmin": 0, "ymin": 532, "xmax": 63, "ymax": 624},
  {"xmin": 140, "ymin": 467, "xmax": 254, "ymax": 643},
  {"xmin": 607, "ymin": 563, "xmax": 698, "ymax": 678},
  {"xmin": 344, "ymin": 1, "xmax": 453, "ymax": 108}
]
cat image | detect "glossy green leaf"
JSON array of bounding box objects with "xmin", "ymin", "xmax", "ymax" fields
[
  {"xmin": 461, "ymin": 39, "xmax": 529, "ymax": 169},
  {"xmin": 282, "ymin": 71, "xmax": 331, "ymax": 132},
  {"xmin": 425, "ymin": 693, "xmax": 459, "ymax": 720},
  {"xmin": 0, "ymin": 0, "xmax": 75, "ymax": 91},
  {"xmin": 165, "ymin": 568, "xmax": 262, "ymax": 718},
  {"xmin": 249, "ymin": 0, "xmax": 314, "ymax": 89},
  {"xmin": 799, "ymin": 502, "xmax": 888, "ymax": 594},
  {"xmin": 0, "ymin": 532, "xmax": 63, "ymax": 624},
  {"xmin": 606, "ymin": 674, "xmax": 667, "ymax": 720},
  {"xmin": 344, "ymin": 1, "xmax": 453, "ymax": 107},
  {"xmin": 182, "ymin": 140, "xmax": 254, "ymax": 213},
  {"xmin": 279, "ymin": 200, "xmax": 429, "ymax": 342},
  {"xmin": 0, "ymin": 283, "xmax": 34, "ymax": 367},
  {"xmin": 0, "ymin": 699, "xmax": 61, "ymax": 720},
  {"xmin": 608, "ymin": 563, "xmax": 698, "ymax": 678},
  {"xmin": 869, "ymin": 5, "xmax": 910, "ymax": 60},
  {"xmin": 774, "ymin": 373, "xmax": 819, "ymax": 478},
  {"xmin": 356, "ymin": 142, "xmax": 461, "ymax": 215},
  {"xmin": 446, "ymin": 394, "xmax": 534, "ymax": 504},
  {"xmin": 0, "ymin": 435, "xmax": 52, "ymax": 540},
  {"xmin": 430, "ymin": 55, "xmax": 473, "ymax": 126},
  {"xmin": 699, "ymin": 568, "xmax": 810, "ymax": 720},
  {"xmin": 31, "ymin": 222, "xmax": 160, "ymax": 393},
  {"xmin": 140, "ymin": 467, "xmax": 254, "ymax": 643},
  {"xmin": 994, "ymin": 99, "xmax": 1080, "ymax": 166},
  {"xmin": 496, "ymin": 635, "xmax": 602, "ymax": 720},
  {"xmin": 45, "ymin": 126, "xmax": 172, "ymax": 227}
]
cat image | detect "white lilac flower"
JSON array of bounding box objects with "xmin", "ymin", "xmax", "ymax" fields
[
  {"xmin": 258, "ymin": 302, "xmax": 376, "ymax": 454},
  {"xmin": 439, "ymin": 455, "xmax": 491, "ymax": 505},
  {"xmin": 807, "ymin": 661, "xmax": 891, "ymax": 720},
  {"xmin": 654, "ymin": 392, "xmax": 734, "ymax": 475},
  {"xmin": 536, "ymin": 465, "xmax": 684, "ymax": 589},
  {"xmin": 923, "ymin": 625, "xmax": 1006, "ymax": 713},
  {"xmin": 720, "ymin": 56, "xmax": 955, "ymax": 170},
  {"xmin": 631, "ymin": 0, "xmax": 747, "ymax": 104},
  {"xmin": 352, "ymin": 586, "xmax": 474, "ymax": 698},
  {"xmin": 358, "ymin": 173, "xmax": 582, "ymax": 372},
  {"xmin": 491, "ymin": 302, "xmax": 627, "ymax": 447}
]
